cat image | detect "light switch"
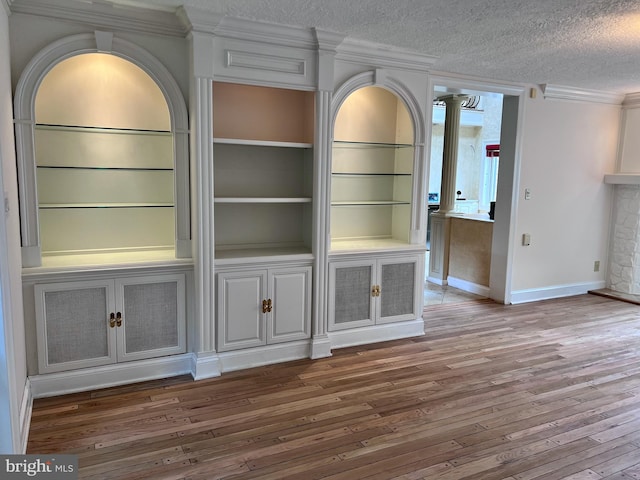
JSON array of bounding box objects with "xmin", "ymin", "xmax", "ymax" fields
[
  {"xmin": 524, "ymin": 188, "xmax": 531, "ymax": 200},
  {"xmin": 522, "ymin": 233, "xmax": 531, "ymax": 246}
]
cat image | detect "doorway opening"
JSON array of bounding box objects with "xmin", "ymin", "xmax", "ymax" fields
[{"xmin": 425, "ymin": 81, "xmax": 523, "ymax": 306}]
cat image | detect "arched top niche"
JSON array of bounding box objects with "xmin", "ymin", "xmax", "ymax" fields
[
  {"xmin": 14, "ymin": 33, "xmax": 190, "ymax": 267},
  {"xmin": 331, "ymin": 71, "xmax": 424, "ymax": 146},
  {"xmin": 35, "ymin": 52, "xmax": 170, "ymax": 131},
  {"xmin": 329, "ymin": 73, "xmax": 424, "ymax": 251}
]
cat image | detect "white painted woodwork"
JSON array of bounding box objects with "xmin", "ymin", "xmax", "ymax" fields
[
  {"xmin": 328, "ymin": 253, "xmax": 423, "ymax": 332},
  {"xmin": 34, "ymin": 273, "xmax": 186, "ymax": 374},
  {"xmin": 268, "ymin": 267, "xmax": 311, "ymax": 343},
  {"xmin": 217, "ymin": 266, "xmax": 311, "ymax": 352},
  {"xmin": 217, "ymin": 271, "xmax": 266, "ymax": 352}
]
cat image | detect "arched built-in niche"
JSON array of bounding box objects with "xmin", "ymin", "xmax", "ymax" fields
[
  {"xmin": 329, "ymin": 73, "xmax": 426, "ymax": 251},
  {"xmin": 14, "ymin": 33, "xmax": 190, "ymax": 267}
]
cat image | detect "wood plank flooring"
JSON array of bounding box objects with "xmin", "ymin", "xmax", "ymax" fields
[{"xmin": 27, "ymin": 294, "xmax": 640, "ymax": 479}]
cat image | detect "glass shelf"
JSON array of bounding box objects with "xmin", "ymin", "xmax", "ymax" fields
[
  {"xmin": 332, "ymin": 201, "xmax": 410, "ymax": 206},
  {"xmin": 214, "ymin": 197, "xmax": 312, "ymax": 204},
  {"xmin": 36, "ymin": 123, "xmax": 171, "ymax": 135},
  {"xmin": 332, "ymin": 173, "xmax": 411, "ymax": 177},
  {"xmin": 37, "ymin": 165, "xmax": 173, "ymax": 171},
  {"xmin": 40, "ymin": 203, "xmax": 174, "ymax": 209},
  {"xmin": 333, "ymin": 141, "xmax": 413, "ymax": 149}
]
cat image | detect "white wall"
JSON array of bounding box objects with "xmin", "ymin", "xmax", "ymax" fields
[
  {"xmin": 618, "ymin": 107, "xmax": 640, "ymax": 172},
  {"xmin": 0, "ymin": 2, "xmax": 28, "ymax": 453},
  {"xmin": 511, "ymin": 94, "xmax": 619, "ymax": 297}
]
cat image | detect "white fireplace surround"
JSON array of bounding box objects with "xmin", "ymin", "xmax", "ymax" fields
[{"xmin": 605, "ymin": 174, "xmax": 640, "ymax": 294}]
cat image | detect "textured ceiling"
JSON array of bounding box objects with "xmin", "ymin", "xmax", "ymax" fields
[{"xmin": 85, "ymin": 0, "xmax": 640, "ymax": 94}]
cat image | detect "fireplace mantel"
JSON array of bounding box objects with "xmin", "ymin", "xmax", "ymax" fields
[{"xmin": 604, "ymin": 174, "xmax": 640, "ymax": 185}]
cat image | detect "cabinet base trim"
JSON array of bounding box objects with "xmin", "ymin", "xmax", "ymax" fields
[
  {"xmin": 191, "ymin": 352, "xmax": 222, "ymax": 380},
  {"xmin": 328, "ymin": 318, "xmax": 425, "ymax": 350},
  {"xmin": 29, "ymin": 354, "xmax": 194, "ymax": 398},
  {"xmin": 218, "ymin": 341, "xmax": 310, "ymax": 373},
  {"xmin": 310, "ymin": 336, "xmax": 333, "ymax": 359}
]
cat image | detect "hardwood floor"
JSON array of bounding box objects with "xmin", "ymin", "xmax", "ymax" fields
[{"xmin": 27, "ymin": 294, "xmax": 640, "ymax": 480}]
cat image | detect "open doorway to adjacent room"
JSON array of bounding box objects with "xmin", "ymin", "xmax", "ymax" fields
[{"xmin": 424, "ymin": 81, "xmax": 523, "ymax": 306}]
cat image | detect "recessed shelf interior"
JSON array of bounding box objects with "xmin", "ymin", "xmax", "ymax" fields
[
  {"xmin": 34, "ymin": 53, "xmax": 176, "ymax": 260},
  {"xmin": 331, "ymin": 86, "xmax": 415, "ymax": 248},
  {"xmin": 212, "ymin": 82, "xmax": 315, "ymax": 258}
]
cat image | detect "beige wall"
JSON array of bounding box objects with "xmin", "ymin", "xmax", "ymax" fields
[
  {"xmin": 449, "ymin": 217, "xmax": 493, "ymax": 286},
  {"xmin": 512, "ymin": 93, "xmax": 619, "ymax": 293}
]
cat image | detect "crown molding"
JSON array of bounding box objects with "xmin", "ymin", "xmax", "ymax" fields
[
  {"xmin": 9, "ymin": 0, "xmax": 186, "ymax": 37},
  {"xmin": 541, "ymin": 84, "xmax": 624, "ymax": 106},
  {"xmin": 622, "ymin": 92, "xmax": 640, "ymax": 109},
  {"xmin": 180, "ymin": 7, "xmax": 316, "ymax": 51},
  {"xmin": 337, "ymin": 37, "xmax": 437, "ymax": 73},
  {"xmin": 176, "ymin": 5, "xmax": 222, "ymax": 35},
  {"xmin": 313, "ymin": 28, "xmax": 346, "ymax": 53}
]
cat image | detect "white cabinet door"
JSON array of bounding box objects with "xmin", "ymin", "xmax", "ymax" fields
[
  {"xmin": 35, "ymin": 279, "xmax": 117, "ymax": 373},
  {"xmin": 217, "ymin": 270, "xmax": 267, "ymax": 352},
  {"xmin": 217, "ymin": 266, "xmax": 312, "ymax": 351},
  {"xmin": 328, "ymin": 255, "xmax": 423, "ymax": 331},
  {"xmin": 328, "ymin": 260, "xmax": 376, "ymax": 331},
  {"xmin": 35, "ymin": 273, "xmax": 187, "ymax": 374},
  {"xmin": 377, "ymin": 257, "xmax": 422, "ymax": 324},
  {"xmin": 268, "ymin": 267, "xmax": 311, "ymax": 344},
  {"xmin": 116, "ymin": 274, "xmax": 186, "ymax": 362}
]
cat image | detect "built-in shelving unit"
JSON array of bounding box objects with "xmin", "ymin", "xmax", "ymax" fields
[
  {"xmin": 330, "ymin": 87, "xmax": 415, "ymax": 251},
  {"xmin": 32, "ymin": 53, "xmax": 177, "ymax": 266},
  {"xmin": 212, "ymin": 82, "xmax": 315, "ymax": 261}
]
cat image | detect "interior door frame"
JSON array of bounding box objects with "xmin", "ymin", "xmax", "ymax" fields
[{"xmin": 426, "ymin": 74, "xmax": 526, "ymax": 304}]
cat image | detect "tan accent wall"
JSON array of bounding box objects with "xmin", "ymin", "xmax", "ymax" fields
[{"xmin": 449, "ymin": 216, "xmax": 493, "ymax": 286}]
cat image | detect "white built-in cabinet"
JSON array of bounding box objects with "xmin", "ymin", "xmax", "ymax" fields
[
  {"xmin": 212, "ymin": 82, "xmax": 315, "ymax": 358},
  {"xmin": 15, "ymin": 38, "xmax": 192, "ymax": 394},
  {"xmin": 327, "ymin": 84, "xmax": 425, "ymax": 342},
  {"xmin": 15, "ymin": 12, "xmax": 431, "ymax": 391},
  {"xmin": 328, "ymin": 256, "xmax": 422, "ymax": 331},
  {"xmin": 34, "ymin": 273, "xmax": 186, "ymax": 374},
  {"xmin": 217, "ymin": 266, "xmax": 311, "ymax": 351}
]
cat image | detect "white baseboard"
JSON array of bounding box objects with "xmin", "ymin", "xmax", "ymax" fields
[
  {"xmin": 447, "ymin": 276, "xmax": 490, "ymax": 297},
  {"xmin": 29, "ymin": 353, "xmax": 194, "ymax": 398},
  {"xmin": 510, "ymin": 281, "xmax": 606, "ymax": 304},
  {"xmin": 427, "ymin": 276, "xmax": 447, "ymax": 286},
  {"xmin": 190, "ymin": 352, "xmax": 221, "ymax": 380},
  {"xmin": 328, "ymin": 318, "xmax": 425, "ymax": 350},
  {"xmin": 217, "ymin": 341, "xmax": 310, "ymax": 373},
  {"xmin": 19, "ymin": 378, "xmax": 33, "ymax": 453}
]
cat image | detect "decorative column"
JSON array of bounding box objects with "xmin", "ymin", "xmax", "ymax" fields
[
  {"xmin": 438, "ymin": 95, "xmax": 467, "ymax": 213},
  {"xmin": 184, "ymin": 23, "xmax": 221, "ymax": 380},
  {"xmin": 428, "ymin": 95, "xmax": 467, "ymax": 284},
  {"xmin": 310, "ymin": 29, "xmax": 344, "ymax": 359}
]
